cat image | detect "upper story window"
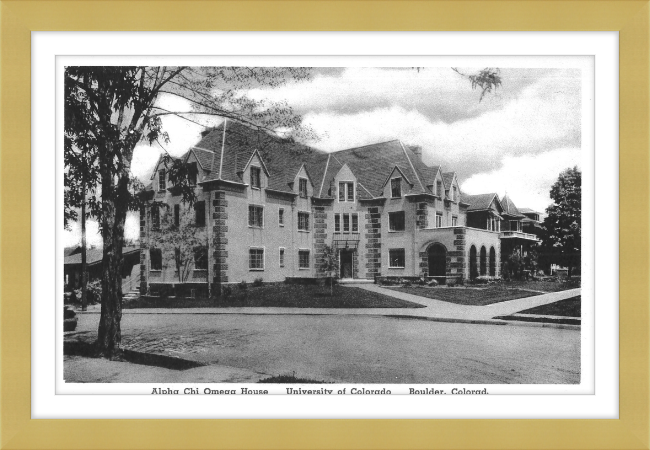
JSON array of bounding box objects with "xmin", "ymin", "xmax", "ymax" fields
[
  {"xmin": 149, "ymin": 248, "xmax": 162, "ymax": 271},
  {"xmin": 435, "ymin": 213, "xmax": 443, "ymax": 228},
  {"xmin": 452, "ymin": 186, "xmax": 458, "ymax": 202},
  {"xmin": 299, "ymin": 178, "xmax": 308, "ymax": 198},
  {"xmin": 278, "ymin": 208, "xmax": 285, "ymax": 226},
  {"xmin": 249, "ymin": 248, "xmax": 264, "ymax": 270},
  {"xmin": 248, "ymin": 205, "xmax": 264, "ymax": 228},
  {"xmin": 339, "ymin": 181, "xmax": 354, "ymax": 202},
  {"xmin": 194, "ymin": 201, "xmax": 205, "ymax": 227},
  {"xmin": 390, "ymin": 178, "xmax": 402, "ymax": 198},
  {"xmin": 250, "ymin": 166, "xmax": 261, "ymax": 189},
  {"xmin": 193, "ymin": 246, "xmax": 208, "ymax": 270},
  {"xmin": 158, "ymin": 169, "xmax": 166, "ymax": 191},
  {"xmin": 389, "ymin": 211, "xmax": 405, "ymax": 232},
  {"xmin": 187, "ymin": 162, "xmax": 198, "ymax": 186},
  {"xmin": 279, "ymin": 248, "xmax": 285, "ymax": 268},
  {"xmin": 151, "ymin": 205, "xmax": 160, "ymax": 230},
  {"xmin": 336, "ymin": 213, "xmax": 359, "ymax": 233},
  {"xmin": 298, "ymin": 212, "xmax": 310, "ymax": 231},
  {"xmin": 173, "ymin": 204, "xmax": 180, "ymax": 227},
  {"xmin": 452, "ymin": 215, "xmax": 458, "ymax": 226},
  {"xmin": 351, "ymin": 214, "xmax": 358, "ymax": 232},
  {"xmin": 298, "ymin": 250, "xmax": 310, "ymax": 269},
  {"xmin": 436, "ymin": 180, "xmax": 442, "ymax": 197},
  {"xmin": 335, "ymin": 214, "xmax": 341, "ymax": 232}
]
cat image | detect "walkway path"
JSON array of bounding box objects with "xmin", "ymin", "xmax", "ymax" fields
[{"xmin": 78, "ymin": 285, "xmax": 581, "ymax": 329}]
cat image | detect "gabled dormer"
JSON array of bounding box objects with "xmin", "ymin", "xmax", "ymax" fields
[
  {"xmin": 382, "ymin": 166, "xmax": 414, "ymax": 199},
  {"xmin": 292, "ymin": 164, "xmax": 315, "ymax": 199},
  {"xmin": 442, "ymin": 172, "xmax": 460, "ymax": 203},
  {"xmin": 333, "ymin": 163, "xmax": 357, "ymax": 203},
  {"xmin": 240, "ymin": 149, "xmax": 270, "ymax": 190}
]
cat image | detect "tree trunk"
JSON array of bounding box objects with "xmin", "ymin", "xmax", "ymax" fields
[{"xmin": 81, "ymin": 200, "xmax": 88, "ymax": 311}]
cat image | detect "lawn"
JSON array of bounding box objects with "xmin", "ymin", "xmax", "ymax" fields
[
  {"xmin": 392, "ymin": 285, "xmax": 540, "ymax": 306},
  {"xmin": 516, "ymin": 296, "xmax": 581, "ymax": 317},
  {"xmin": 124, "ymin": 284, "xmax": 425, "ymax": 309},
  {"xmin": 501, "ymin": 279, "xmax": 581, "ymax": 293}
]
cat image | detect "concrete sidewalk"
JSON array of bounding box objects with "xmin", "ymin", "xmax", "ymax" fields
[{"xmin": 77, "ymin": 285, "xmax": 581, "ymax": 329}]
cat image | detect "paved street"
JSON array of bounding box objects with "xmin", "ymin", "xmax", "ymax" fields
[{"xmin": 68, "ymin": 312, "xmax": 580, "ymax": 384}]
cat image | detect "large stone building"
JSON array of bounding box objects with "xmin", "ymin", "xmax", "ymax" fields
[{"xmin": 139, "ymin": 121, "xmax": 537, "ymax": 296}]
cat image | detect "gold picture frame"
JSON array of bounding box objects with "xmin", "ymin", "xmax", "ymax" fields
[{"xmin": 1, "ymin": 1, "xmax": 647, "ymax": 448}]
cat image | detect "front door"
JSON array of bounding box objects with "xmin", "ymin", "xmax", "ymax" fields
[{"xmin": 340, "ymin": 250, "xmax": 353, "ymax": 279}]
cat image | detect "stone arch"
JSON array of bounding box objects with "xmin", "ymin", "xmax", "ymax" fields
[
  {"xmin": 480, "ymin": 246, "xmax": 487, "ymax": 276},
  {"xmin": 427, "ymin": 242, "xmax": 447, "ymax": 279},
  {"xmin": 489, "ymin": 246, "xmax": 496, "ymax": 276},
  {"xmin": 469, "ymin": 245, "xmax": 478, "ymax": 280}
]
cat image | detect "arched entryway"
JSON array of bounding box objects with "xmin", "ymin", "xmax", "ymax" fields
[
  {"xmin": 469, "ymin": 245, "xmax": 478, "ymax": 280},
  {"xmin": 427, "ymin": 243, "xmax": 447, "ymax": 280},
  {"xmin": 489, "ymin": 247, "xmax": 496, "ymax": 276},
  {"xmin": 480, "ymin": 246, "xmax": 487, "ymax": 276}
]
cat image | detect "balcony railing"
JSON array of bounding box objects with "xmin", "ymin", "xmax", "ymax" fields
[
  {"xmin": 500, "ymin": 231, "xmax": 539, "ymax": 241},
  {"xmin": 332, "ymin": 233, "xmax": 361, "ymax": 249}
]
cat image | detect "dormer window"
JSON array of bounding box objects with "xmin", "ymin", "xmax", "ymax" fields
[
  {"xmin": 250, "ymin": 166, "xmax": 261, "ymax": 189},
  {"xmin": 436, "ymin": 180, "xmax": 442, "ymax": 197},
  {"xmin": 187, "ymin": 162, "xmax": 198, "ymax": 186},
  {"xmin": 158, "ymin": 169, "xmax": 166, "ymax": 191},
  {"xmin": 452, "ymin": 186, "xmax": 458, "ymax": 202},
  {"xmin": 390, "ymin": 178, "xmax": 402, "ymax": 198},
  {"xmin": 338, "ymin": 182, "xmax": 354, "ymax": 202},
  {"xmin": 299, "ymin": 178, "xmax": 308, "ymax": 198}
]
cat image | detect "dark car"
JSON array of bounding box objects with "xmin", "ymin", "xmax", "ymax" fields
[{"xmin": 64, "ymin": 306, "xmax": 78, "ymax": 332}]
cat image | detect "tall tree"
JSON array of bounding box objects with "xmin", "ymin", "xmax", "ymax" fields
[
  {"xmin": 540, "ymin": 167, "xmax": 581, "ymax": 277},
  {"xmin": 64, "ymin": 66, "xmax": 312, "ymax": 357}
]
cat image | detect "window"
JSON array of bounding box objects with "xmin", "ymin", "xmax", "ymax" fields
[
  {"xmin": 391, "ymin": 178, "xmax": 401, "ymax": 198},
  {"xmin": 187, "ymin": 162, "xmax": 198, "ymax": 186},
  {"xmin": 150, "ymin": 248, "xmax": 162, "ymax": 271},
  {"xmin": 158, "ymin": 169, "xmax": 166, "ymax": 191},
  {"xmin": 510, "ymin": 220, "xmax": 519, "ymax": 232},
  {"xmin": 351, "ymin": 214, "xmax": 359, "ymax": 232},
  {"xmin": 299, "ymin": 178, "xmax": 308, "ymax": 198},
  {"xmin": 279, "ymin": 248, "xmax": 285, "ymax": 267},
  {"xmin": 339, "ymin": 182, "xmax": 354, "ymax": 202},
  {"xmin": 298, "ymin": 212, "xmax": 310, "ymax": 231},
  {"xmin": 299, "ymin": 250, "xmax": 310, "ymax": 269},
  {"xmin": 249, "ymin": 248, "xmax": 264, "ymax": 270},
  {"xmin": 278, "ymin": 208, "xmax": 285, "ymax": 226},
  {"xmin": 435, "ymin": 213, "xmax": 443, "ymax": 228},
  {"xmin": 174, "ymin": 204, "xmax": 180, "ymax": 227},
  {"xmin": 193, "ymin": 246, "xmax": 208, "ymax": 270},
  {"xmin": 343, "ymin": 214, "xmax": 350, "ymax": 233},
  {"xmin": 151, "ymin": 205, "xmax": 160, "ymax": 230},
  {"xmin": 452, "ymin": 215, "xmax": 458, "ymax": 226},
  {"xmin": 436, "ymin": 180, "xmax": 442, "ymax": 197},
  {"xmin": 335, "ymin": 214, "xmax": 341, "ymax": 232},
  {"xmin": 452, "ymin": 186, "xmax": 458, "ymax": 202},
  {"xmin": 194, "ymin": 201, "xmax": 205, "ymax": 227},
  {"xmin": 250, "ymin": 166, "xmax": 261, "ymax": 189},
  {"xmin": 389, "ymin": 249, "xmax": 405, "ymax": 268},
  {"xmin": 248, "ymin": 205, "xmax": 263, "ymax": 228},
  {"xmin": 389, "ymin": 211, "xmax": 405, "ymax": 231}
]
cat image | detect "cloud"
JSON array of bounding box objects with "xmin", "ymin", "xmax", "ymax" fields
[{"xmin": 461, "ymin": 148, "xmax": 582, "ymax": 213}]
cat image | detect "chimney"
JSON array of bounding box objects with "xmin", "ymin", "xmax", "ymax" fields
[{"xmin": 408, "ymin": 145, "xmax": 423, "ymax": 161}]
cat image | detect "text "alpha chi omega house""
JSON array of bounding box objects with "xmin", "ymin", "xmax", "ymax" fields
[{"xmin": 139, "ymin": 120, "xmax": 540, "ymax": 296}]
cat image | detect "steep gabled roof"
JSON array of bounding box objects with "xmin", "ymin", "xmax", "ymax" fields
[
  {"xmin": 501, "ymin": 194, "xmax": 526, "ymax": 217},
  {"xmin": 464, "ymin": 193, "xmax": 502, "ymax": 212}
]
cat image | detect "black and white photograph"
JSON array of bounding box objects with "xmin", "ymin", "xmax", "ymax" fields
[{"xmin": 61, "ymin": 61, "xmax": 585, "ymax": 391}]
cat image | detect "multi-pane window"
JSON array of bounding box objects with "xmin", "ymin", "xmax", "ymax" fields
[
  {"xmin": 338, "ymin": 182, "xmax": 354, "ymax": 202},
  {"xmin": 343, "ymin": 214, "xmax": 350, "ymax": 232},
  {"xmin": 389, "ymin": 249, "xmax": 405, "ymax": 268},
  {"xmin": 389, "ymin": 211, "xmax": 405, "ymax": 231},
  {"xmin": 335, "ymin": 214, "xmax": 341, "ymax": 232},
  {"xmin": 158, "ymin": 169, "xmax": 166, "ymax": 191},
  {"xmin": 391, "ymin": 178, "xmax": 401, "ymax": 198},
  {"xmin": 298, "ymin": 212, "xmax": 310, "ymax": 231},
  {"xmin": 436, "ymin": 180, "xmax": 442, "ymax": 197},
  {"xmin": 151, "ymin": 205, "xmax": 160, "ymax": 230},
  {"xmin": 336, "ymin": 213, "xmax": 359, "ymax": 233},
  {"xmin": 248, "ymin": 205, "xmax": 264, "ymax": 227},
  {"xmin": 250, "ymin": 166, "xmax": 261, "ymax": 188},
  {"xmin": 452, "ymin": 215, "xmax": 458, "ymax": 226},
  {"xmin": 278, "ymin": 208, "xmax": 285, "ymax": 226},
  {"xmin": 299, "ymin": 178, "xmax": 308, "ymax": 198},
  {"xmin": 174, "ymin": 204, "xmax": 180, "ymax": 227},
  {"xmin": 150, "ymin": 248, "xmax": 162, "ymax": 271},
  {"xmin": 194, "ymin": 201, "xmax": 205, "ymax": 227},
  {"xmin": 351, "ymin": 214, "xmax": 358, "ymax": 232},
  {"xmin": 298, "ymin": 250, "xmax": 310, "ymax": 269},
  {"xmin": 249, "ymin": 248, "xmax": 264, "ymax": 270},
  {"xmin": 187, "ymin": 162, "xmax": 198, "ymax": 186},
  {"xmin": 279, "ymin": 248, "xmax": 285, "ymax": 267},
  {"xmin": 435, "ymin": 213, "xmax": 443, "ymax": 228},
  {"xmin": 193, "ymin": 246, "xmax": 208, "ymax": 270}
]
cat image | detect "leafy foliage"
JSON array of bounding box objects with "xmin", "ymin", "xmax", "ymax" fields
[
  {"xmin": 540, "ymin": 167, "xmax": 581, "ymax": 277},
  {"xmin": 452, "ymin": 67, "xmax": 502, "ymax": 102},
  {"xmin": 320, "ymin": 244, "xmax": 339, "ymax": 296}
]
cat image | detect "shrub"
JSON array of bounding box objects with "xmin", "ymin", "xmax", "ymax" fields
[
  {"xmin": 402, "ymin": 280, "xmax": 413, "ymax": 288},
  {"xmin": 222, "ymin": 285, "xmax": 233, "ymax": 297},
  {"xmin": 427, "ymin": 279, "xmax": 439, "ymax": 287},
  {"xmin": 238, "ymin": 281, "xmax": 248, "ymax": 290},
  {"xmin": 252, "ymin": 277, "xmax": 264, "ymax": 287},
  {"xmin": 70, "ymin": 279, "xmax": 102, "ymax": 304}
]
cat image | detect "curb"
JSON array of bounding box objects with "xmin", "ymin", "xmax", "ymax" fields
[{"xmin": 384, "ymin": 314, "xmax": 581, "ymax": 330}]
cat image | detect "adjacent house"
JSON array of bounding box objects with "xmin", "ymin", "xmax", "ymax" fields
[
  {"xmin": 64, "ymin": 246, "xmax": 140, "ymax": 291},
  {"xmin": 139, "ymin": 121, "xmax": 535, "ymax": 296}
]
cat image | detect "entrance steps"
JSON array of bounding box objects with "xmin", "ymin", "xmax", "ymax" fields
[{"xmin": 123, "ymin": 289, "xmax": 140, "ymax": 301}]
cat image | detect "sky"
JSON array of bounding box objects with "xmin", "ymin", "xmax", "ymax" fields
[{"xmin": 64, "ymin": 66, "xmax": 582, "ymax": 248}]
